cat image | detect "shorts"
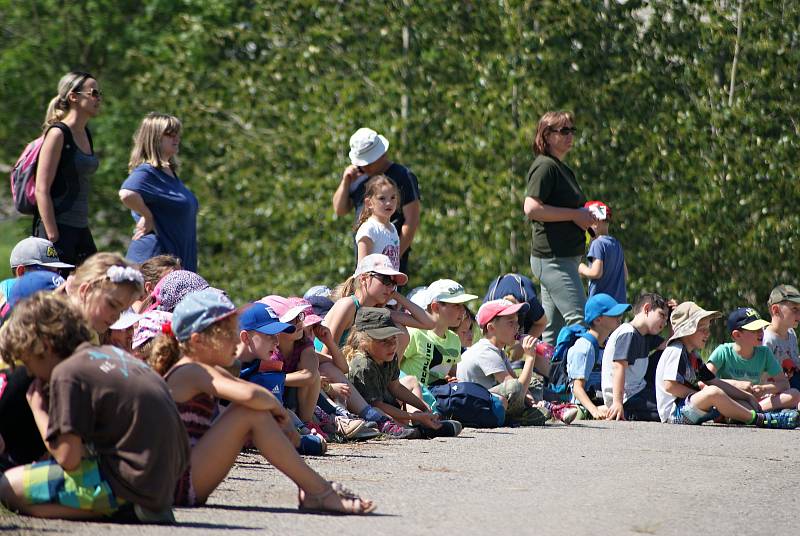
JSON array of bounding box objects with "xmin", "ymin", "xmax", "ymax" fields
[
  {"xmin": 667, "ymin": 396, "xmax": 720, "ymax": 425},
  {"xmin": 22, "ymin": 458, "xmax": 123, "ymax": 515},
  {"xmin": 173, "ymin": 464, "xmax": 202, "ymax": 507}
]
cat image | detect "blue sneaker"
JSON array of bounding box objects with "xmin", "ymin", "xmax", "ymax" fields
[{"xmin": 757, "ymin": 410, "xmax": 798, "ymax": 429}]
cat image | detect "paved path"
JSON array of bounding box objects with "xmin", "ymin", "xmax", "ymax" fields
[{"xmin": 1, "ymin": 420, "xmax": 797, "ymax": 535}]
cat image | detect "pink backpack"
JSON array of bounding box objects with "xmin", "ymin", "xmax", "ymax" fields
[{"xmin": 10, "ymin": 123, "xmax": 80, "ymax": 215}]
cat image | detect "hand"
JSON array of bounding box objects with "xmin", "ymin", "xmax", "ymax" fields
[
  {"xmin": 47, "ymin": 229, "xmax": 59, "ymax": 243},
  {"xmin": 342, "ymin": 165, "xmax": 361, "ymax": 184},
  {"xmin": 521, "ymin": 335, "xmax": 537, "ymax": 356},
  {"xmin": 750, "ymin": 384, "xmax": 768, "ymax": 398},
  {"xmin": 132, "ymin": 215, "xmax": 154, "ymax": 241},
  {"xmin": 572, "ymin": 207, "xmax": 597, "ymax": 231},
  {"xmin": 312, "ymin": 324, "xmax": 333, "ymax": 345},
  {"xmin": 739, "ymin": 380, "xmax": 754, "ymax": 394},
  {"xmin": 413, "ymin": 412, "xmax": 441, "ymax": 429},
  {"xmin": 594, "ymin": 406, "xmax": 609, "ymax": 420},
  {"xmin": 607, "ymin": 401, "xmax": 625, "ymax": 420},
  {"xmin": 445, "ymin": 374, "xmax": 458, "ymax": 383},
  {"xmin": 269, "ymin": 403, "xmax": 291, "ymax": 428},
  {"xmin": 327, "ymin": 382, "xmax": 351, "ymax": 400}
]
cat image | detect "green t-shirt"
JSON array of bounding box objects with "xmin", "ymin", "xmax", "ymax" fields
[
  {"xmin": 347, "ymin": 351, "xmax": 400, "ymax": 406},
  {"xmin": 400, "ymin": 327, "xmax": 462, "ymax": 386},
  {"xmin": 525, "ymin": 154, "xmax": 587, "ymax": 257},
  {"xmin": 707, "ymin": 343, "xmax": 783, "ymax": 384}
]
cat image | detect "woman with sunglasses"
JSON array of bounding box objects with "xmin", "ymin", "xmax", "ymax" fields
[
  {"xmin": 523, "ymin": 111, "xmax": 597, "ymax": 345},
  {"xmin": 119, "ymin": 113, "xmax": 199, "ymax": 272},
  {"xmin": 34, "ymin": 72, "xmax": 102, "ymax": 266}
]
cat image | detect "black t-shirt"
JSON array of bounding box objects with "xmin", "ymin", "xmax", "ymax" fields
[
  {"xmin": 0, "ymin": 366, "xmax": 46, "ymax": 466},
  {"xmin": 525, "ymin": 154, "xmax": 586, "ymax": 257},
  {"xmin": 349, "ymin": 162, "xmax": 421, "ymax": 233}
]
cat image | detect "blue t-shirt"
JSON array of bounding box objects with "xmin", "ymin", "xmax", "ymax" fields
[
  {"xmin": 122, "ymin": 164, "xmax": 199, "ymax": 272},
  {"xmin": 483, "ymin": 274, "xmax": 545, "ymax": 334},
  {"xmin": 566, "ymin": 335, "xmax": 602, "ymax": 403},
  {"xmin": 587, "ymin": 235, "xmax": 626, "ymax": 303}
]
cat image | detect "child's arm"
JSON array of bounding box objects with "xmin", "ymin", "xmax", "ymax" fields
[
  {"xmin": 663, "ymin": 379, "xmax": 695, "ymax": 400},
  {"xmin": 313, "ymin": 324, "xmax": 349, "ymax": 374},
  {"xmin": 706, "ymin": 378, "xmax": 760, "ymax": 408},
  {"xmin": 751, "ymin": 375, "xmax": 791, "ymax": 397},
  {"xmin": 578, "ymin": 259, "xmax": 603, "ymax": 280},
  {"xmin": 386, "ymin": 380, "xmax": 441, "ymax": 428},
  {"xmin": 390, "ymin": 290, "xmax": 435, "ymax": 330},
  {"xmin": 607, "ymin": 360, "xmax": 627, "ymax": 420},
  {"xmin": 704, "ymin": 362, "xmax": 755, "ymax": 392},
  {"xmin": 320, "ymin": 299, "xmax": 354, "ymax": 357},
  {"xmin": 27, "ymin": 379, "xmax": 85, "ymax": 471},
  {"xmin": 572, "ymin": 378, "xmax": 606, "ymax": 419},
  {"xmin": 284, "ymin": 346, "xmax": 320, "ymax": 387},
  {"xmin": 201, "ymin": 364, "xmax": 287, "ymax": 418},
  {"xmin": 516, "ymin": 337, "xmax": 538, "ymax": 393},
  {"xmin": 356, "ymin": 236, "xmax": 373, "ymax": 265}
]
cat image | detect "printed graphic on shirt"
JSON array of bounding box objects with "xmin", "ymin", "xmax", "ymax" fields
[{"xmin": 88, "ymin": 347, "xmax": 149, "ymax": 378}]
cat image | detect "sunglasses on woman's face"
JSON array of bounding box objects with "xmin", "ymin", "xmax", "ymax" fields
[
  {"xmin": 550, "ymin": 126, "xmax": 577, "ymax": 136},
  {"xmin": 76, "ymin": 88, "xmax": 103, "ymax": 99},
  {"xmin": 370, "ymin": 273, "xmax": 397, "ymax": 288}
]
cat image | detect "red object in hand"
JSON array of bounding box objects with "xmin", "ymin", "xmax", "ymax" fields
[
  {"xmin": 534, "ymin": 340, "xmax": 554, "ymax": 360},
  {"xmin": 258, "ymin": 359, "xmax": 284, "ymax": 372}
]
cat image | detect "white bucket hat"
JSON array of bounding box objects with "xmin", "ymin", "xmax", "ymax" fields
[{"xmin": 349, "ymin": 128, "xmax": 389, "ymax": 166}]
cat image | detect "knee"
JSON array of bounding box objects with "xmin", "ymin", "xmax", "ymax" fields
[
  {"xmin": 703, "ymin": 385, "xmax": 723, "ymax": 399},
  {"xmin": 0, "ymin": 468, "xmax": 23, "ymax": 510},
  {"xmin": 402, "ymin": 375, "xmax": 420, "ymax": 391}
]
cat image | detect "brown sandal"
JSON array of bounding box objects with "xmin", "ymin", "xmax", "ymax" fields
[{"xmin": 298, "ymin": 481, "xmax": 376, "ymax": 515}]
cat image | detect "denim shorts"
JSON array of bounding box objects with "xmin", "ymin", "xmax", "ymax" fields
[{"xmin": 668, "ymin": 395, "xmax": 720, "ymax": 425}]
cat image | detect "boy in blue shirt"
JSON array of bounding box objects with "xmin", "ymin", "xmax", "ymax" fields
[
  {"xmin": 567, "ymin": 293, "xmax": 631, "ymax": 420},
  {"xmin": 578, "ymin": 201, "xmax": 627, "ymax": 303}
]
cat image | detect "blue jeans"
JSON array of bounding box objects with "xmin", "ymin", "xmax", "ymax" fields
[{"xmin": 530, "ymin": 255, "xmax": 586, "ymax": 345}]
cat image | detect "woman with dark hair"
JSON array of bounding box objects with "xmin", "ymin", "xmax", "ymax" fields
[
  {"xmin": 523, "ymin": 111, "xmax": 597, "ymax": 345},
  {"xmin": 34, "ymin": 71, "xmax": 102, "ymax": 266}
]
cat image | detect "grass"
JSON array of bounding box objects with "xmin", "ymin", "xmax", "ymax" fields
[{"xmin": 0, "ymin": 217, "xmax": 30, "ymax": 272}]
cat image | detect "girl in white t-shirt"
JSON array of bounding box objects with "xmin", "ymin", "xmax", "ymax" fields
[{"xmin": 354, "ymin": 175, "xmax": 401, "ymax": 269}]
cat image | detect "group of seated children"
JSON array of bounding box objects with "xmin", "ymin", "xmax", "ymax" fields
[{"xmin": 1, "ymin": 232, "xmax": 799, "ymax": 525}]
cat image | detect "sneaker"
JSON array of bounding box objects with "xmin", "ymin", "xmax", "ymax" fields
[
  {"xmin": 418, "ymin": 419, "xmax": 462, "ymax": 438},
  {"xmin": 335, "ymin": 416, "xmax": 367, "ymax": 439},
  {"xmin": 379, "ymin": 419, "xmax": 421, "ymax": 439},
  {"xmin": 757, "ymin": 410, "xmax": 799, "ymax": 429},
  {"xmin": 350, "ymin": 426, "xmax": 381, "ymax": 441},
  {"xmin": 133, "ymin": 504, "xmax": 176, "ymax": 525},
  {"xmin": 549, "ymin": 403, "xmax": 579, "ymax": 425},
  {"xmin": 304, "ymin": 421, "xmax": 329, "ymax": 440}
]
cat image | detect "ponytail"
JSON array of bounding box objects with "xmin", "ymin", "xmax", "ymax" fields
[
  {"xmin": 332, "ymin": 275, "xmax": 358, "ymax": 301},
  {"xmin": 42, "ymin": 71, "xmax": 94, "ymax": 132},
  {"xmin": 148, "ymin": 333, "xmax": 182, "ymax": 376}
]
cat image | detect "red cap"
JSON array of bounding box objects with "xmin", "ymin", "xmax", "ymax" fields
[{"xmin": 584, "ymin": 200, "xmax": 611, "ymax": 221}]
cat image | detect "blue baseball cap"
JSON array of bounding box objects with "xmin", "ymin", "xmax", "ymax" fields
[
  {"xmin": 727, "ymin": 307, "xmax": 770, "ymax": 332},
  {"xmin": 172, "ymin": 289, "xmax": 237, "ymax": 342},
  {"xmin": 8, "ymin": 271, "xmax": 66, "ymax": 309},
  {"xmin": 584, "ymin": 293, "xmax": 631, "ymax": 325},
  {"xmin": 239, "ymin": 302, "xmax": 295, "ymax": 335}
]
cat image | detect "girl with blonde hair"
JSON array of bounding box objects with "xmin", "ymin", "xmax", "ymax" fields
[
  {"xmin": 33, "ymin": 71, "xmax": 102, "ymax": 266},
  {"xmin": 119, "ymin": 113, "xmax": 199, "ymax": 271}
]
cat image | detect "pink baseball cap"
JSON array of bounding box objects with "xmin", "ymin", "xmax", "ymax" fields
[
  {"xmin": 353, "ymin": 254, "xmax": 408, "ymax": 286},
  {"xmin": 259, "ymin": 295, "xmax": 308, "ymax": 324},
  {"xmin": 476, "ymin": 299, "xmax": 530, "ymax": 327},
  {"xmin": 287, "ymin": 297, "xmax": 323, "ymax": 327}
]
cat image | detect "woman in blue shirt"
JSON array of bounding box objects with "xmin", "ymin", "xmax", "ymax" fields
[{"xmin": 119, "ymin": 113, "xmax": 199, "ymax": 271}]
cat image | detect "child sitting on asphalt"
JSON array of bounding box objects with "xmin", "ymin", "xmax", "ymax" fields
[
  {"xmin": 601, "ymin": 292, "xmax": 669, "ymax": 421},
  {"xmin": 457, "ymin": 299, "xmax": 578, "ymax": 426},
  {"xmin": 707, "ymin": 307, "xmax": 800, "ymax": 414},
  {"xmin": 763, "ymin": 285, "xmax": 800, "ymax": 390},
  {"xmin": 567, "ymin": 293, "xmax": 631, "ymax": 420},
  {"xmin": 151, "ymin": 289, "xmax": 375, "ymax": 514},
  {"xmin": 400, "ymin": 279, "xmax": 479, "ymax": 411},
  {"xmin": 578, "ymin": 200, "xmax": 627, "ymax": 304},
  {"xmin": 656, "ymin": 301, "xmax": 796, "ymax": 428},
  {"xmin": 0, "ymin": 293, "xmax": 189, "ymax": 523},
  {"xmin": 346, "ymin": 307, "xmax": 462, "ymax": 439}
]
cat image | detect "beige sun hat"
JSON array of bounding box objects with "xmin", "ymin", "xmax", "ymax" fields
[{"xmin": 668, "ymin": 301, "xmax": 721, "ymax": 343}]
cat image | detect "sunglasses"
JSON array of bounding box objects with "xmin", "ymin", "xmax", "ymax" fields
[
  {"xmin": 550, "ymin": 126, "xmax": 577, "ymax": 135},
  {"xmin": 370, "ymin": 272, "xmax": 397, "ymax": 288},
  {"xmin": 76, "ymin": 89, "xmax": 103, "ymax": 99}
]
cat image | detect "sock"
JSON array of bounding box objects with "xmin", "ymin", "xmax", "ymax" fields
[
  {"xmin": 359, "ymin": 405, "xmax": 386, "ymax": 424},
  {"xmin": 316, "ymin": 393, "xmax": 338, "ymax": 415}
]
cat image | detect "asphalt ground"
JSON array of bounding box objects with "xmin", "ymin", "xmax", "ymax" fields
[{"xmin": 1, "ymin": 420, "xmax": 797, "ymax": 535}]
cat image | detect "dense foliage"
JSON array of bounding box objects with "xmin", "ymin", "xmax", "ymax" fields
[{"xmin": 1, "ymin": 1, "xmax": 798, "ymax": 323}]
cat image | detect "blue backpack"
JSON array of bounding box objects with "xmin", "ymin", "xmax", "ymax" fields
[
  {"xmin": 548, "ymin": 324, "xmax": 599, "ymax": 395},
  {"xmin": 239, "ymin": 360, "xmax": 286, "ymax": 402},
  {"xmin": 429, "ymin": 381, "xmax": 505, "ymax": 428}
]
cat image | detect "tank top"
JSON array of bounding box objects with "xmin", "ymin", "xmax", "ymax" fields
[{"xmin": 164, "ymin": 364, "xmax": 217, "ymax": 447}]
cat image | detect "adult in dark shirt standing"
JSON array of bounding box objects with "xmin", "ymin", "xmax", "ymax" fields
[
  {"xmin": 333, "ymin": 128, "xmax": 420, "ymax": 276},
  {"xmin": 523, "ymin": 112, "xmax": 597, "ymax": 345}
]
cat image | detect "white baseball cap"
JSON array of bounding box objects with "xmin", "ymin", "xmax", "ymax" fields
[{"xmin": 425, "ymin": 279, "xmax": 479, "ymax": 306}]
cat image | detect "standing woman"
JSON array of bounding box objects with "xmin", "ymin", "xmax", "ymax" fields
[
  {"xmin": 523, "ymin": 111, "xmax": 597, "ymax": 345},
  {"xmin": 34, "ymin": 71, "xmax": 101, "ymax": 266},
  {"xmin": 119, "ymin": 113, "xmax": 199, "ymax": 272}
]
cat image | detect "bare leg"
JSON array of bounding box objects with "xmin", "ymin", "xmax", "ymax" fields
[
  {"xmin": 319, "ymin": 361, "xmax": 369, "ymax": 414},
  {"xmin": 294, "ymin": 353, "xmax": 321, "ymax": 423},
  {"xmin": 692, "ymin": 386, "xmax": 754, "ymax": 422},
  {"xmin": 758, "ymin": 388, "xmax": 800, "ymax": 411},
  {"xmin": 399, "ymin": 375, "xmax": 425, "ymax": 413}
]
